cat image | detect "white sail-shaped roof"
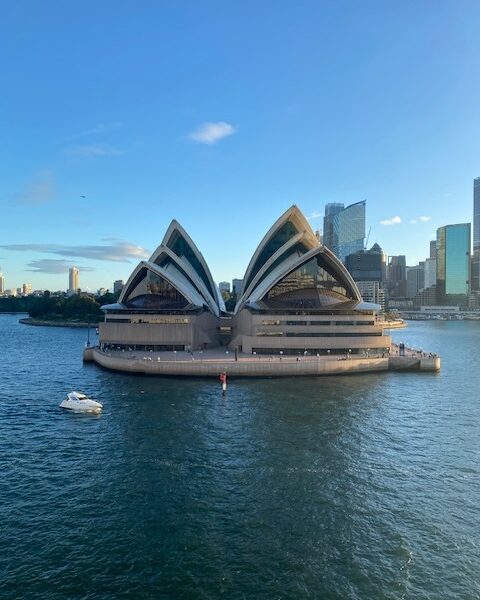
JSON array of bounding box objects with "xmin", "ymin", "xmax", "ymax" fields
[
  {"xmin": 157, "ymin": 220, "xmax": 218, "ymax": 301},
  {"xmin": 104, "ymin": 220, "xmax": 224, "ymax": 316},
  {"xmin": 150, "ymin": 245, "xmax": 221, "ymax": 316},
  {"xmin": 235, "ymin": 207, "xmax": 364, "ymax": 313},
  {"xmin": 239, "ymin": 205, "xmax": 318, "ymax": 298},
  {"xmin": 119, "ymin": 261, "xmax": 208, "ymax": 309}
]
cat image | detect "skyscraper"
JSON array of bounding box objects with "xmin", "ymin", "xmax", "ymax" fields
[
  {"xmin": 232, "ymin": 278, "xmax": 243, "ymax": 295},
  {"xmin": 219, "ymin": 281, "xmax": 230, "ymax": 294},
  {"xmin": 386, "ymin": 256, "xmax": 407, "ymax": 298},
  {"xmin": 0, "ymin": 268, "xmax": 4, "ymax": 294},
  {"xmin": 406, "ymin": 264, "xmax": 425, "ymax": 299},
  {"xmin": 68, "ymin": 267, "xmax": 79, "ymax": 295},
  {"xmin": 474, "ymin": 177, "xmax": 480, "ymax": 254},
  {"xmin": 424, "ymin": 257, "xmax": 437, "ymax": 289},
  {"xmin": 323, "ymin": 201, "xmax": 366, "ymax": 263},
  {"xmin": 113, "ymin": 280, "xmax": 124, "ymax": 294},
  {"xmin": 345, "ymin": 243, "xmax": 386, "ymax": 282},
  {"xmin": 471, "ymin": 178, "xmax": 480, "ymax": 299},
  {"xmin": 436, "ymin": 223, "xmax": 471, "ymax": 306}
]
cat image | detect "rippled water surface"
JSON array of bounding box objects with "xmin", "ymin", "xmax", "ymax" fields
[{"xmin": 1, "ymin": 314, "xmax": 479, "ymax": 599}]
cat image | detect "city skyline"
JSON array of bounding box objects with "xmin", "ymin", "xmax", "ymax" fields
[
  {"xmin": 0, "ymin": 189, "xmax": 477, "ymax": 295},
  {"xmin": 1, "ymin": 3, "xmax": 480, "ymax": 290}
]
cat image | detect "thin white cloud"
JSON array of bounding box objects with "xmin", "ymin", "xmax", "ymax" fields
[
  {"xmin": 65, "ymin": 122, "xmax": 124, "ymax": 140},
  {"xmin": 66, "ymin": 144, "xmax": 124, "ymax": 157},
  {"xmin": 188, "ymin": 122, "xmax": 236, "ymax": 145},
  {"xmin": 410, "ymin": 215, "xmax": 431, "ymax": 225},
  {"xmin": 306, "ymin": 211, "xmax": 322, "ymax": 221},
  {"xmin": 1, "ymin": 240, "xmax": 149, "ymax": 263},
  {"xmin": 7, "ymin": 172, "xmax": 56, "ymax": 206},
  {"xmin": 380, "ymin": 216, "xmax": 402, "ymax": 226},
  {"xmin": 26, "ymin": 259, "xmax": 95, "ymax": 274}
]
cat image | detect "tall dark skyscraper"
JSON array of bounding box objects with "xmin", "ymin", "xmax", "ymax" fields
[
  {"xmin": 322, "ymin": 201, "xmax": 366, "ymax": 263},
  {"xmin": 345, "ymin": 243, "xmax": 386, "ymax": 282},
  {"xmin": 386, "ymin": 256, "xmax": 407, "ymax": 298}
]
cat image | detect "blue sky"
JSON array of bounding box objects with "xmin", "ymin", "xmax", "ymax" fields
[{"xmin": 1, "ymin": 1, "xmax": 479, "ymax": 292}]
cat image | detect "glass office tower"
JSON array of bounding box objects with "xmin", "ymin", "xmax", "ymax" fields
[
  {"xmin": 474, "ymin": 178, "xmax": 480, "ymax": 254},
  {"xmin": 436, "ymin": 223, "xmax": 471, "ymax": 307},
  {"xmin": 322, "ymin": 201, "xmax": 366, "ymax": 263}
]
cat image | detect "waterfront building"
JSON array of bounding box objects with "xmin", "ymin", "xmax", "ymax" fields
[
  {"xmin": 0, "ymin": 270, "xmax": 4, "ymax": 294},
  {"xmin": 323, "ymin": 201, "xmax": 366, "ymax": 263},
  {"xmin": 356, "ymin": 281, "xmax": 385, "ymax": 311},
  {"xmin": 99, "ymin": 207, "xmax": 390, "ymax": 357},
  {"xmin": 68, "ymin": 267, "xmax": 79, "ymax": 295},
  {"xmin": 386, "ymin": 256, "xmax": 407, "ymax": 299},
  {"xmin": 232, "ymin": 278, "xmax": 243, "ymax": 295},
  {"xmin": 219, "ymin": 281, "xmax": 231, "ymax": 294},
  {"xmin": 113, "ymin": 280, "xmax": 124, "ymax": 294},
  {"xmin": 414, "ymin": 285, "xmax": 437, "ymax": 308},
  {"xmin": 436, "ymin": 223, "xmax": 471, "ymax": 307}
]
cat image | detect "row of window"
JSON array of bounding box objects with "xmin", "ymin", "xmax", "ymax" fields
[
  {"xmin": 101, "ymin": 344, "xmax": 186, "ymax": 352},
  {"xmin": 251, "ymin": 347, "xmax": 389, "ymax": 356},
  {"xmin": 105, "ymin": 317, "xmax": 189, "ymax": 324},
  {"xmin": 256, "ymin": 331, "xmax": 382, "ymax": 337},
  {"xmin": 260, "ymin": 320, "xmax": 376, "ymax": 326}
]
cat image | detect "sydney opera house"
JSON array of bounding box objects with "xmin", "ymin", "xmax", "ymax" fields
[{"xmin": 99, "ymin": 206, "xmax": 391, "ymax": 357}]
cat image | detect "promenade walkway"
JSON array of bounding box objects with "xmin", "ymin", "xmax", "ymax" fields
[{"xmin": 85, "ymin": 345, "xmax": 440, "ymax": 377}]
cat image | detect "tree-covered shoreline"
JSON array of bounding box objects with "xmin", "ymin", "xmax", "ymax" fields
[{"xmin": 0, "ymin": 291, "xmax": 119, "ymax": 323}]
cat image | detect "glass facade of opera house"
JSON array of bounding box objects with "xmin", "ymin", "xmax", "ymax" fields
[{"xmin": 99, "ymin": 207, "xmax": 391, "ymax": 356}]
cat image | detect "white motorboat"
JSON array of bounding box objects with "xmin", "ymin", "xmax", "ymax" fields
[{"xmin": 60, "ymin": 391, "xmax": 103, "ymax": 414}]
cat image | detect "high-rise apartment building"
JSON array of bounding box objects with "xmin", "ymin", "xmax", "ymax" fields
[
  {"xmin": 406, "ymin": 264, "xmax": 425, "ymax": 299},
  {"xmin": 68, "ymin": 267, "xmax": 79, "ymax": 295},
  {"xmin": 323, "ymin": 201, "xmax": 366, "ymax": 263},
  {"xmin": 356, "ymin": 281, "xmax": 385, "ymax": 311},
  {"xmin": 436, "ymin": 223, "xmax": 471, "ymax": 306},
  {"xmin": 219, "ymin": 281, "xmax": 230, "ymax": 294},
  {"xmin": 113, "ymin": 280, "xmax": 124, "ymax": 294},
  {"xmin": 232, "ymin": 279, "xmax": 243, "ymax": 295}
]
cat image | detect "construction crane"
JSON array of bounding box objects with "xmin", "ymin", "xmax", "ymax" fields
[{"xmin": 364, "ymin": 226, "xmax": 371, "ymax": 250}]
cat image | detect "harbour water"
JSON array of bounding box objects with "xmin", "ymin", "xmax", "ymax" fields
[{"xmin": 1, "ymin": 313, "xmax": 479, "ymax": 599}]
